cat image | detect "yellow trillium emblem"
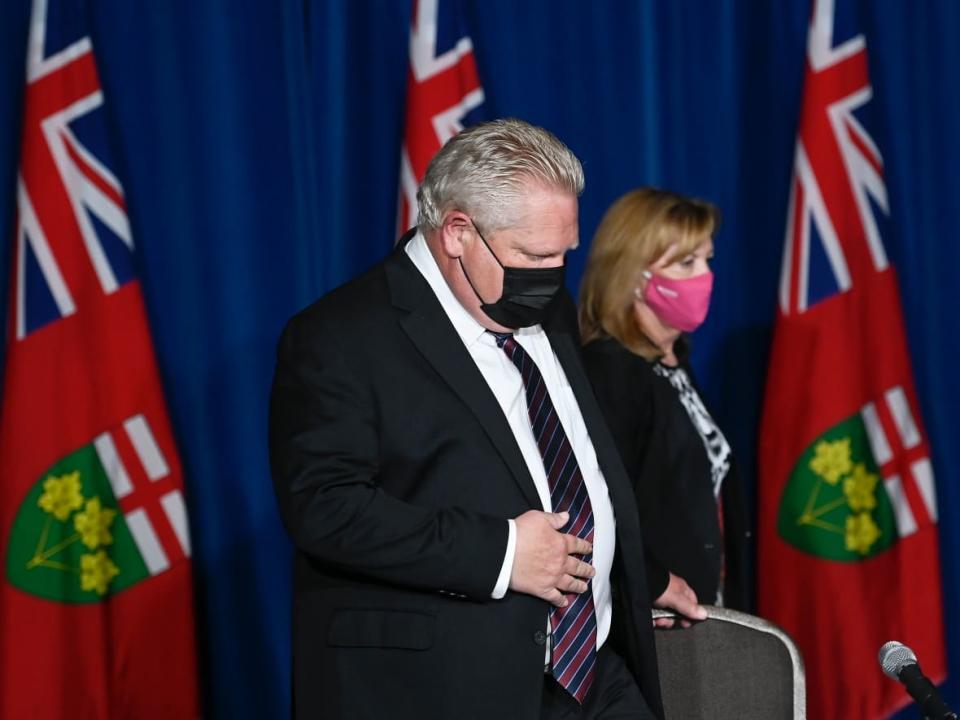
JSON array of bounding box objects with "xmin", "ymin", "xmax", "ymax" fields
[{"xmin": 37, "ymin": 471, "xmax": 84, "ymax": 521}]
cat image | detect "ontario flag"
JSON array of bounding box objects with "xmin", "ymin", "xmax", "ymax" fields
[
  {"xmin": 758, "ymin": 0, "xmax": 947, "ymax": 716},
  {"xmin": 397, "ymin": 0, "xmax": 485, "ymax": 234},
  {"xmin": 0, "ymin": 0, "xmax": 199, "ymax": 717}
]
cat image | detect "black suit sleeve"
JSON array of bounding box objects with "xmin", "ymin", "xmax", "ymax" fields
[
  {"xmin": 582, "ymin": 343, "xmax": 670, "ymax": 601},
  {"xmin": 269, "ymin": 311, "xmax": 508, "ymax": 600}
]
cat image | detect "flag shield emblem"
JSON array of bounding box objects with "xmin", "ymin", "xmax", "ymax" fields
[
  {"xmin": 6, "ymin": 441, "xmax": 148, "ymax": 602},
  {"xmin": 5, "ymin": 413, "xmax": 190, "ymax": 603},
  {"xmin": 777, "ymin": 412, "xmax": 897, "ymax": 561}
]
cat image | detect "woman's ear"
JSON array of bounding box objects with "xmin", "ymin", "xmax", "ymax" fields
[{"xmin": 634, "ymin": 268, "xmax": 653, "ymax": 300}]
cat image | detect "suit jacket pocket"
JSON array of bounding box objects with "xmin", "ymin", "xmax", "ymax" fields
[{"xmin": 327, "ymin": 608, "xmax": 436, "ymax": 650}]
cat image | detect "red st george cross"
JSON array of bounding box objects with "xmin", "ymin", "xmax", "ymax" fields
[
  {"xmin": 860, "ymin": 387, "xmax": 938, "ymax": 540},
  {"xmin": 95, "ymin": 414, "xmax": 191, "ymax": 575}
]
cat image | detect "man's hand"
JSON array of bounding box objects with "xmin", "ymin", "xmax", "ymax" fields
[
  {"xmin": 653, "ymin": 572, "xmax": 708, "ymax": 628},
  {"xmin": 509, "ymin": 510, "xmax": 594, "ymax": 607}
]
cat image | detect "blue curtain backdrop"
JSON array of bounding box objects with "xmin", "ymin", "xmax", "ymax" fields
[{"xmin": 1, "ymin": 1, "xmax": 958, "ymax": 717}]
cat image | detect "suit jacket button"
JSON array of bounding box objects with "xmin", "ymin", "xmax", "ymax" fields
[{"xmin": 533, "ymin": 630, "xmax": 547, "ymax": 646}]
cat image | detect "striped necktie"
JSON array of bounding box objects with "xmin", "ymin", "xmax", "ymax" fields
[{"xmin": 490, "ymin": 332, "xmax": 597, "ymax": 704}]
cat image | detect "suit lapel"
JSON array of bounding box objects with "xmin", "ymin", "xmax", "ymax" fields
[{"xmin": 385, "ymin": 245, "xmax": 542, "ymax": 510}]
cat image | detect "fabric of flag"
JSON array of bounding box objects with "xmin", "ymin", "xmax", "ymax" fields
[
  {"xmin": 0, "ymin": 0, "xmax": 199, "ymax": 717},
  {"xmin": 397, "ymin": 0, "xmax": 485, "ymax": 234},
  {"xmin": 757, "ymin": 0, "xmax": 947, "ymax": 717}
]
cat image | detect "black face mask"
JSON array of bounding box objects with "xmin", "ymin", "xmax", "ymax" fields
[{"xmin": 458, "ymin": 221, "xmax": 566, "ymax": 329}]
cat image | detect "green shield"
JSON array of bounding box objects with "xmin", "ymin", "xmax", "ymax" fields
[
  {"xmin": 777, "ymin": 413, "xmax": 897, "ymax": 562},
  {"xmin": 6, "ymin": 443, "xmax": 150, "ymax": 603}
]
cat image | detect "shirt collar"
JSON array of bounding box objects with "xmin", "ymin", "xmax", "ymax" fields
[{"xmin": 405, "ymin": 231, "xmax": 488, "ymax": 348}]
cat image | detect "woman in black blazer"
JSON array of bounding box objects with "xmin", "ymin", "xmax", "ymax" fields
[{"xmin": 578, "ymin": 187, "xmax": 751, "ymax": 615}]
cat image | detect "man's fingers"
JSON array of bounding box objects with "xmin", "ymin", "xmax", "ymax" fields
[
  {"xmin": 564, "ymin": 534, "xmax": 592, "ymax": 556},
  {"xmin": 545, "ymin": 511, "xmax": 569, "ymax": 530},
  {"xmin": 653, "ymin": 616, "xmax": 676, "ymax": 629},
  {"xmin": 557, "ymin": 574, "xmax": 588, "ymax": 595},
  {"xmin": 543, "ymin": 588, "xmax": 568, "ymax": 608},
  {"xmin": 563, "ymin": 556, "xmax": 595, "ymax": 580}
]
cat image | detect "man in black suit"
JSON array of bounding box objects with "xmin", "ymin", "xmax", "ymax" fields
[{"xmin": 270, "ymin": 119, "xmax": 668, "ymax": 719}]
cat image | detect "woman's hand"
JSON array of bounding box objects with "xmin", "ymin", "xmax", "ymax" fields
[{"xmin": 653, "ymin": 572, "xmax": 708, "ymax": 628}]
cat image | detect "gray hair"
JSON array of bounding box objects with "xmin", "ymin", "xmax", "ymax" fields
[{"xmin": 416, "ymin": 118, "xmax": 585, "ymax": 234}]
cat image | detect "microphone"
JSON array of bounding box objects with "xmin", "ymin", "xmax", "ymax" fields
[{"xmin": 878, "ymin": 641, "xmax": 957, "ymax": 720}]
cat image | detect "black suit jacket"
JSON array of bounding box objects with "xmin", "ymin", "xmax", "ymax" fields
[
  {"xmin": 582, "ymin": 337, "xmax": 752, "ymax": 612},
  {"xmin": 269, "ymin": 240, "xmax": 663, "ymax": 719}
]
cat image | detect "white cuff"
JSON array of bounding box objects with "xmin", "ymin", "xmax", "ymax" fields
[{"xmin": 491, "ymin": 519, "xmax": 516, "ymax": 599}]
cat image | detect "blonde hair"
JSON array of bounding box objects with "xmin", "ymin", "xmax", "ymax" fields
[
  {"xmin": 579, "ymin": 187, "xmax": 719, "ymax": 359},
  {"xmin": 417, "ymin": 118, "xmax": 585, "ymax": 233}
]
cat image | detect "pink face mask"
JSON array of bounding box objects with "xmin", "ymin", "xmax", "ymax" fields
[{"xmin": 640, "ymin": 270, "xmax": 714, "ymax": 332}]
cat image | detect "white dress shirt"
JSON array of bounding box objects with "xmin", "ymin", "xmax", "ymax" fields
[{"xmin": 406, "ymin": 232, "xmax": 615, "ymax": 652}]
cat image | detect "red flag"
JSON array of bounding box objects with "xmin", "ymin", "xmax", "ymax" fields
[
  {"xmin": 0, "ymin": 1, "xmax": 199, "ymax": 717},
  {"xmin": 397, "ymin": 0, "xmax": 485, "ymax": 234},
  {"xmin": 758, "ymin": 0, "xmax": 947, "ymax": 716}
]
